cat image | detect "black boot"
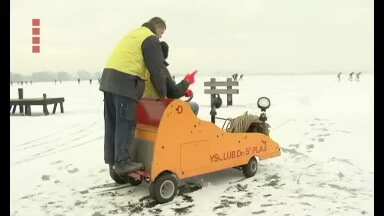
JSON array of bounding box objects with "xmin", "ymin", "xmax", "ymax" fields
[
  {"xmin": 114, "ymin": 160, "xmax": 144, "ymax": 176},
  {"xmin": 108, "ymin": 164, "xmax": 125, "ymax": 184}
]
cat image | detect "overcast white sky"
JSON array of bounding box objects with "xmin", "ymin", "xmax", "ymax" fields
[{"xmin": 10, "ymin": 0, "xmax": 373, "ymax": 76}]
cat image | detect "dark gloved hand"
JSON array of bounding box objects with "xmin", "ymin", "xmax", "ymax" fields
[
  {"xmin": 184, "ymin": 89, "xmax": 192, "ymax": 97},
  {"xmin": 184, "ymin": 70, "xmax": 198, "ymax": 85}
]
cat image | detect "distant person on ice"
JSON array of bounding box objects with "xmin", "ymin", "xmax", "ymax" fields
[
  {"xmin": 349, "ymin": 72, "xmax": 355, "ymax": 81},
  {"xmin": 337, "ymin": 72, "xmax": 342, "ymax": 82},
  {"xmin": 239, "ymin": 74, "xmax": 244, "ymax": 81},
  {"xmin": 232, "ymin": 73, "xmax": 238, "ymax": 81},
  {"xmin": 355, "ymin": 72, "xmax": 362, "ymax": 81}
]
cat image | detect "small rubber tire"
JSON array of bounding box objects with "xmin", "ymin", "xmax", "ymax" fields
[
  {"xmin": 242, "ymin": 157, "xmax": 258, "ymax": 177},
  {"xmin": 149, "ymin": 173, "xmax": 179, "ymax": 204}
]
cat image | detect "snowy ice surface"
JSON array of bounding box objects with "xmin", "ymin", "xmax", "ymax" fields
[{"xmin": 10, "ymin": 74, "xmax": 374, "ymax": 216}]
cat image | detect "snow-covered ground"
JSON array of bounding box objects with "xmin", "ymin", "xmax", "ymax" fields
[{"xmin": 10, "ymin": 73, "xmax": 374, "ymax": 216}]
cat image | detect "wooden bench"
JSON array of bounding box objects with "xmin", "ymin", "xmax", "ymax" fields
[
  {"xmin": 10, "ymin": 93, "xmax": 65, "ymax": 116},
  {"xmin": 204, "ymin": 78, "xmax": 239, "ymax": 106}
]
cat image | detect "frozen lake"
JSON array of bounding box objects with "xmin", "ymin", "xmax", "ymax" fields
[{"xmin": 10, "ymin": 73, "xmax": 374, "ymax": 216}]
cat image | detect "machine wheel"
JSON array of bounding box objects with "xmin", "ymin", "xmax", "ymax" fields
[
  {"xmin": 149, "ymin": 173, "xmax": 179, "ymax": 204},
  {"xmin": 242, "ymin": 157, "xmax": 258, "ymax": 177},
  {"xmin": 109, "ymin": 168, "xmax": 128, "ymax": 184},
  {"xmin": 128, "ymin": 176, "xmax": 142, "ymax": 186}
]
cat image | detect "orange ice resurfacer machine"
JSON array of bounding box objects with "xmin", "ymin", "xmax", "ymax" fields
[{"xmin": 109, "ymin": 96, "xmax": 281, "ymax": 203}]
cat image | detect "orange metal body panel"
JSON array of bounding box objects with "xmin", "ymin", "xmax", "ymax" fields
[
  {"xmin": 135, "ymin": 124, "xmax": 157, "ymax": 142},
  {"xmin": 135, "ymin": 99, "xmax": 281, "ymax": 181}
]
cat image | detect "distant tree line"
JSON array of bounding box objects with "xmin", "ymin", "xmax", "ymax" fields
[{"xmin": 10, "ymin": 71, "xmax": 102, "ymax": 83}]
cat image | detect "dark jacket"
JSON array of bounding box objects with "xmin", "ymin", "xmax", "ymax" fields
[
  {"xmin": 99, "ymin": 22, "xmax": 167, "ymax": 101},
  {"xmin": 165, "ymin": 71, "xmax": 189, "ymax": 99}
]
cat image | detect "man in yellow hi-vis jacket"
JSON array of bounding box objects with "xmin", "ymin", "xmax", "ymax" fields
[{"xmin": 99, "ymin": 17, "xmax": 168, "ymax": 176}]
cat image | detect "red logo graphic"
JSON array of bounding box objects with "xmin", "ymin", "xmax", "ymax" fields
[{"xmin": 176, "ymin": 106, "xmax": 183, "ymax": 114}]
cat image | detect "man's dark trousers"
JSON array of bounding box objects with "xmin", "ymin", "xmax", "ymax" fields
[{"xmin": 103, "ymin": 91, "xmax": 137, "ymax": 166}]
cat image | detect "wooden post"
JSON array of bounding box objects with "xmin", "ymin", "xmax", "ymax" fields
[
  {"xmin": 210, "ymin": 78, "xmax": 216, "ymax": 107},
  {"xmin": 227, "ymin": 77, "xmax": 233, "ymax": 106},
  {"xmin": 60, "ymin": 102, "xmax": 64, "ymax": 113},
  {"xmin": 53, "ymin": 103, "xmax": 57, "ymax": 114},
  {"xmin": 43, "ymin": 93, "xmax": 49, "ymax": 115},
  {"xmin": 210, "ymin": 106, "xmax": 216, "ymax": 123},
  {"xmin": 18, "ymin": 88, "xmax": 24, "ymax": 113},
  {"xmin": 25, "ymin": 105, "xmax": 31, "ymax": 116}
]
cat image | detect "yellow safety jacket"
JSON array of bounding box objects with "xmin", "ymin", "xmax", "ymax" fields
[
  {"xmin": 143, "ymin": 69, "xmax": 159, "ymax": 97},
  {"xmin": 104, "ymin": 27, "xmax": 154, "ymax": 79}
]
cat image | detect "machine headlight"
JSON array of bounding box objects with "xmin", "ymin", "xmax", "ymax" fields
[{"xmin": 257, "ymin": 97, "xmax": 270, "ymax": 110}]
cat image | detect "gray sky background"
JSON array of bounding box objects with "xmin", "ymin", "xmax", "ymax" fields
[{"xmin": 10, "ymin": 0, "xmax": 373, "ymax": 76}]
